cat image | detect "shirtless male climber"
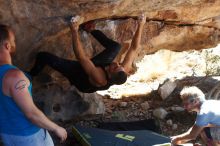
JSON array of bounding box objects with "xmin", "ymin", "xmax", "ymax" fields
[{"xmin": 29, "ymin": 14, "xmax": 146, "ymax": 93}]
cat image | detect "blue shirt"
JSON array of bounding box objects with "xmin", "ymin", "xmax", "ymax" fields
[
  {"xmin": 0, "ymin": 64, "xmax": 40, "ymax": 136},
  {"xmin": 195, "ymin": 100, "xmax": 220, "ymax": 126}
]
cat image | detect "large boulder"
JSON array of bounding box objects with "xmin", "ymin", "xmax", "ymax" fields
[{"xmin": 1, "ymin": 0, "xmax": 220, "ymax": 120}]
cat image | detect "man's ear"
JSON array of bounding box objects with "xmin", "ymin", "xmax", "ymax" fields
[{"xmin": 4, "ymin": 41, "xmax": 11, "ymax": 51}]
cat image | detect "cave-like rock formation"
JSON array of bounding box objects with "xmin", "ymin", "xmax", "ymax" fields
[{"xmin": 1, "ymin": 0, "xmax": 220, "ymax": 120}]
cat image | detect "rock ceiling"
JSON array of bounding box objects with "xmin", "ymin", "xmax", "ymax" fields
[{"xmin": 1, "ymin": 0, "xmax": 220, "ymax": 69}]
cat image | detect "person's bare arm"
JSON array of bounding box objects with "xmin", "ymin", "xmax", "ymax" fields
[
  {"xmin": 69, "ymin": 21, "xmax": 107, "ymax": 86},
  {"xmin": 171, "ymin": 124, "xmax": 204, "ymax": 145},
  {"xmin": 121, "ymin": 14, "xmax": 146, "ymax": 73},
  {"xmin": 3, "ymin": 69, "xmax": 67, "ymax": 142}
]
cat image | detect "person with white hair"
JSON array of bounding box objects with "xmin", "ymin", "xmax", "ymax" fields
[{"xmin": 171, "ymin": 86, "xmax": 220, "ymax": 146}]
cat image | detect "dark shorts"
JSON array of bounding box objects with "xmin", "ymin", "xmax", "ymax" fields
[
  {"xmin": 204, "ymin": 127, "xmax": 220, "ymax": 140},
  {"xmin": 204, "ymin": 127, "xmax": 212, "ymax": 139}
]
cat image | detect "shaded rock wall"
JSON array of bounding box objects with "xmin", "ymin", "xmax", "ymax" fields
[{"xmin": 1, "ymin": 0, "xmax": 220, "ymax": 120}]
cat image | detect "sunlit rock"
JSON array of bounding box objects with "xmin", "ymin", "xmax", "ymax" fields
[{"xmin": 158, "ymin": 80, "xmax": 177, "ymax": 100}]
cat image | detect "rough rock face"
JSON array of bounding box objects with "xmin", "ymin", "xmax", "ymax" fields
[
  {"xmin": 1, "ymin": 0, "xmax": 219, "ymax": 68},
  {"xmin": 1, "ymin": 0, "xmax": 220, "ymax": 120}
]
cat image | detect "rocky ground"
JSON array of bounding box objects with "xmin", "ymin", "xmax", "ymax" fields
[{"xmin": 53, "ymin": 87, "xmax": 197, "ymax": 146}]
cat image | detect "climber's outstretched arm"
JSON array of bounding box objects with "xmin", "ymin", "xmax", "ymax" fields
[
  {"xmin": 121, "ymin": 14, "xmax": 146, "ymax": 74},
  {"xmin": 69, "ymin": 17, "xmax": 107, "ymax": 86}
]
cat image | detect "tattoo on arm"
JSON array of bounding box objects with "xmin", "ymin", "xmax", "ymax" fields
[{"xmin": 15, "ymin": 80, "xmax": 27, "ymax": 90}]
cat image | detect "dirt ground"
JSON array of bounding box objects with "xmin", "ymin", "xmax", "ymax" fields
[{"xmin": 53, "ymin": 89, "xmax": 198, "ymax": 146}]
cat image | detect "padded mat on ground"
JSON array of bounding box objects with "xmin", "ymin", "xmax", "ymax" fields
[
  {"xmin": 97, "ymin": 119, "xmax": 160, "ymax": 132},
  {"xmin": 72, "ymin": 125, "xmax": 170, "ymax": 146}
]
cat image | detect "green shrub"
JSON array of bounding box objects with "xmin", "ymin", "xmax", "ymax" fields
[{"xmin": 204, "ymin": 49, "xmax": 220, "ymax": 76}]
